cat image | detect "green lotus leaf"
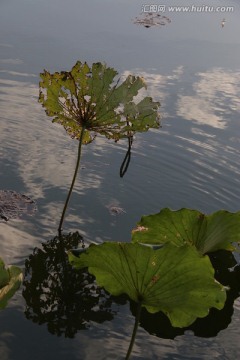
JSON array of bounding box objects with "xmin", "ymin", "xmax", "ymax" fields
[
  {"xmin": 0, "ymin": 259, "xmax": 23, "ymax": 310},
  {"xmin": 69, "ymin": 242, "xmax": 226, "ymax": 327},
  {"xmin": 0, "ymin": 258, "xmax": 10, "ymax": 287},
  {"xmin": 132, "ymin": 208, "xmax": 240, "ymax": 255},
  {"xmin": 39, "ymin": 61, "xmax": 160, "ymax": 143}
]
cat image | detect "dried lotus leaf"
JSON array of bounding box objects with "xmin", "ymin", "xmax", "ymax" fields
[{"xmin": 0, "ymin": 190, "xmax": 37, "ymax": 221}]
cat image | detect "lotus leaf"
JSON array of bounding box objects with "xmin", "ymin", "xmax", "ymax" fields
[
  {"xmin": 132, "ymin": 208, "xmax": 240, "ymax": 254},
  {"xmin": 69, "ymin": 242, "xmax": 226, "ymax": 327},
  {"xmin": 0, "ymin": 259, "xmax": 23, "ymax": 310},
  {"xmin": 39, "ymin": 61, "xmax": 160, "ymax": 143}
]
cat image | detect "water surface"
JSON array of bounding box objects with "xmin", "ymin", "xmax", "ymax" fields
[{"xmin": 0, "ymin": 0, "xmax": 240, "ymax": 359}]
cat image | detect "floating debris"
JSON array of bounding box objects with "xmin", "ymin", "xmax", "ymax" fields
[
  {"xmin": 221, "ymin": 18, "xmax": 226, "ymax": 28},
  {"xmin": 0, "ymin": 190, "xmax": 37, "ymax": 221},
  {"xmin": 106, "ymin": 203, "xmax": 126, "ymax": 216},
  {"xmin": 133, "ymin": 13, "xmax": 171, "ymax": 28},
  {"xmin": 132, "ymin": 225, "xmax": 148, "ymax": 233}
]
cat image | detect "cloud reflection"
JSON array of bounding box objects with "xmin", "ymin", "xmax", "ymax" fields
[
  {"xmin": 2, "ymin": 66, "xmax": 239, "ymax": 204},
  {"xmin": 177, "ymin": 68, "xmax": 240, "ymax": 128},
  {"xmin": 122, "ymin": 66, "xmax": 184, "ymax": 113},
  {"xmin": 123, "ymin": 66, "xmax": 240, "ymax": 130}
]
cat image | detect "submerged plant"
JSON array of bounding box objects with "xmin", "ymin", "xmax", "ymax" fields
[{"xmin": 39, "ymin": 61, "xmax": 160, "ymax": 232}]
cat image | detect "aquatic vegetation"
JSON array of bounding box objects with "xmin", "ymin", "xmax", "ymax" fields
[
  {"xmin": 67, "ymin": 207, "xmax": 240, "ymax": 358},
  {"xmin": 0, "ymin": 258, "xmax": 22, "ymax": 310},
  {"xmin": 39, "ymin": 61, "xmax": 160, "ymax": 231},
  {"xmin": 133, "ymin": 12, "xmax": 171, "ymax": 28},
  {"xmin": 69, "ymin": 239, "xmax": 227, "ymax": 359},
  {"xmin": 106, "ymin": 203, "xmax": 126, "ymax": 216},
  {"xmin": 35, "ymin": 60, "xmax": 240, "ymax": 358},
  {"xmin": 0, "ymin": 190, "xmax": 37, "ymax": 221},
  {"xmin": 0, "ymin": 191, "xmax": 35, "ymax": 309},
  {"xmin": 69, "ymin": 242, "xmax": 225, "ymax": 325},
  {"xmin": 135, "ymin": 249, "xmax": 240, "ymax": 339},
  {"xmin": 132, "ymin": 208, "xmax": 240, "ymax": 254},
  {"xmin": 39, "ymin": 61, "xmax": 160, "ymax": 142}
]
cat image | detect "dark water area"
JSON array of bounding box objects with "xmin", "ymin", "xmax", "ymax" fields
[{"xmin": 1, "ymin": 0, "xmax": 240, "ymax": 359}]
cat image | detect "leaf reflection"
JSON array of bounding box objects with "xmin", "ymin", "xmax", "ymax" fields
[
  {"xmin": 23, "ymin": 232, "xmax": 125, "ymax": 338},
  {"xmin": 120, "ymin": 135, "xmax": 133, "ymax": 178}
]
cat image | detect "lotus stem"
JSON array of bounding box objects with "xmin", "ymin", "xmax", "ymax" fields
[
  {"xmin": 125, "ymin": 302, "xmax": 142, "ymax": 360},
  {"xmin": 58, "ymin": 127, "xmax": 86, "ymax": 233}
]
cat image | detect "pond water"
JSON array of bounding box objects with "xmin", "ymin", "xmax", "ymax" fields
[{"xmin": 1, "ymin": 0, "xmax": 240, "ymax": 359}]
